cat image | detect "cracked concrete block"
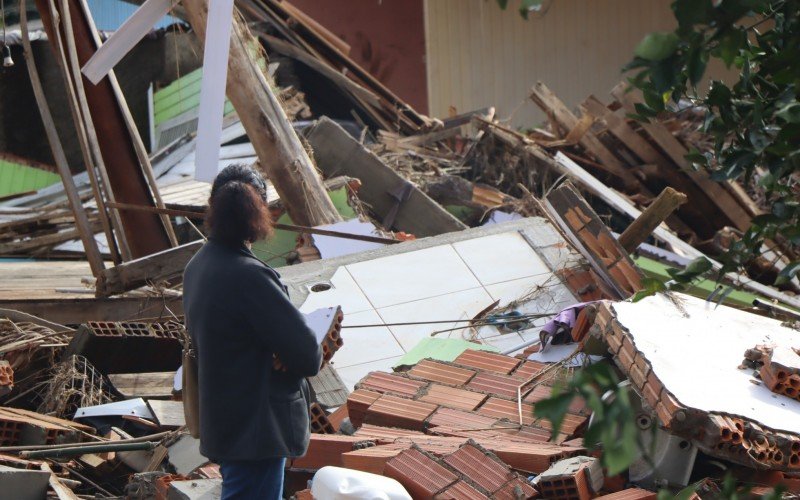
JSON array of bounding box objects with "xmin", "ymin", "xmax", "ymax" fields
[
  {"xmin": 0, "ymin": 465, "xmax": 51, "ymax": 500},
  {"xmin": 167, "ymin": 478, "xmax": 222, "ymax": 500}
]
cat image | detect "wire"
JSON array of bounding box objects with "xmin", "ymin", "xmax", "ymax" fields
[{"xmin": 341, "ymin": 312, "xmax": 554, "ymax": 329}]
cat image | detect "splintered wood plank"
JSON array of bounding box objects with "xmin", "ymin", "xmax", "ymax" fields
[
  {"xmin": 530, "ymin": 82, "xmax": 638, "ymax": 188},
  {"xmin": 610, "ymin": 83, "xmax": 751, "ymax": 232},
  {"xmin": 582, "ymin": 95, "xmax": 671, "ymax": 168},
  {"xmin": 108, "ymin": 373, "xmax": 175, "ymax": 398}
]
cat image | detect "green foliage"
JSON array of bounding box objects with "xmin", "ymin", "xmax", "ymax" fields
[
  {"xmin": 632, "ymin": 256, "xmax": 716, "ymax": 301},
  {"xmin": 625, "ymin": 0, "xmax": 800, "ymax": 285},
  {"xmin": 533, "ymin": 362, "xmax": 639, "ymax": 475}
]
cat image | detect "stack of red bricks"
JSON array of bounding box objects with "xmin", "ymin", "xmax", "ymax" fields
[
  {"xmin": 758, "ymin": 346, "xmax": 800, "ymax": 403},
  {"xmin": 383, "ymin": 442, "xmax": 538, "ymax": 499},
  {"xmin": 286, "ymin": 349, "xmax": 601, "ymax": 498}
]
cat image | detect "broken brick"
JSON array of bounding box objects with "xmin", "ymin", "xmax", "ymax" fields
[
  {"xmin": 453, "ymin": 350, "xmax": 521, "ymax": 375},
  {"xmin": 365, "ymin": 394, "xmax": 438, "ymax": 431},
  {"xmin": 407, "ymin": 359, "xmax": 477, "ymax": 386},
  {"xmin": 384, "ymin": 448, "xmax": 458, "ymax": 498}
]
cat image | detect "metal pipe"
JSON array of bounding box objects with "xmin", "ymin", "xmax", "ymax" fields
[{"xmin": 20, "ymin": 441, "xmax": 156, "ymax": 459}]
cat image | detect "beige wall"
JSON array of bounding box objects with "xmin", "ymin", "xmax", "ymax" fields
[{"xmin": 425, "ymin": 0, "xmax": 684, "ymax": 128}]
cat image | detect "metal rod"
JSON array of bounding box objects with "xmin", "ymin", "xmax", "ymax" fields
[
  {"xmin": 106, "ymin": 202, "xmax": 402, "ymax": 245},
  {"xmin": 753, "ymin": 298, "xmax": 800, "ymax": 321},
  {"xmin": 0, "ymin": 431, "xmax": 171, "ymax": 453},
  {"xmin": 61, "ymin": 465, "xmax": 115, "ymax": 498},
  {"xmin": 20, "ymin": 441, "xmax": 156, "ymax": 459}
]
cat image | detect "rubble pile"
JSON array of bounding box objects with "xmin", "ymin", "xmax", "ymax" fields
[{"xmin": 0, "ymin": 0, "xmax": 798, "ymax": 499}]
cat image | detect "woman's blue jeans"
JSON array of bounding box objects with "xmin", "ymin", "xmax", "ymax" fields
[{"xmin": 219, "ymin": 457, "xmax": 286, "ymax": 499}]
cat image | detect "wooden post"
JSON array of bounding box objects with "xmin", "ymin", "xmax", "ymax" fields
[
  {"xmin": 182, "ymin": 0, "xmax": 341, "ymax": 227},
  {"xmin": 618, "ymin": 187, "xmax": 687, "ymax": 253},
  {"xmin": 19, "ymin": 0, "xmax": 105, "ymax": 277}
]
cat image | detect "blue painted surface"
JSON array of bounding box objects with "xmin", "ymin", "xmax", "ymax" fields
[{"xmin": 86, "ymin": 0, "xmax": 181, "ymax": 31}]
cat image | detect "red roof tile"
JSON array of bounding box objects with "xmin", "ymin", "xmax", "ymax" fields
[
  {"xmin": 454, "ymin": 350, "xmax": 521, "ymax": 374},
  {"xmin": 408, "ymin": 359, "xmax": 477, "ymax": 386},
  {"xmin": 427, "ymin": 407, "xmax": 498, "ymax": 431},
  {"xmin": 511, "ymin": 360, "xmax": 547, "ymax": 380},
  {"xmin": 357, "ymin": 371, "xmax": 426, "ymax": 397},
  {"xmin": 477, "ymin": 397, "xmax": 536, "ymax": 426},
  {"xmin": 341, "ymin": 445, "xmax": 407, "ymax": 475},
  {"xmin": 493, "ymin": 478, "xmax": 539, "ymax": 499},
  {"xmin": 354, "ymin": 424, "xmax": 426, "ymax": 442},
  {"xmin": 290, "ymin": 434, "xmax": 363, "ymax": 470},
  {"xmin": 365, "ymin": 394, "xmax": 438, "ymax": 431},
  {"xmin": 435, "ymin": 481, "xmax": 489, "ymax": 499},
  {"xmin": 443, "ymin": 443, "xmax": 514, "ymax": 492},
  {"xmin": 384, "ymin": 448, "xmax": 458, "ymax": 498},
  {"xmin": 466, "ymin": 372, "xmax": 522, "ymax": 399},
  {"xmin": 419, "ymin": 384, "xmax": 488, "ymax": 411},
  {"xmin": 594, "ymin": 488, "xmax": 657, "ymax": 500}
]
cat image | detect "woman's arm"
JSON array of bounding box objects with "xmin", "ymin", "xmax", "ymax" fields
[{"xmin": 239, "ymin": 266, "xmax": 323, "ymax": 377}]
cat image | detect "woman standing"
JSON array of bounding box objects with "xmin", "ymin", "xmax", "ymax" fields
[{"xmin": 183, "ymin": 164, "xmax": 322, "ymax": 499}]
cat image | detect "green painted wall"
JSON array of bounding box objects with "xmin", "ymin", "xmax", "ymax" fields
[{"xmin": 0, "ymin": 161, "xmax": 60, "ymax": 197}]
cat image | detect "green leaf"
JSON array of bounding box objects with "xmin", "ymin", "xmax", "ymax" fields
[
  {"xmin": 776, "ymin": 102, "xmax": 800, "ymax": 123},
  {"xmin": 672, "ymin": 0, "xmax": 713, "ymax": 29},
  {"xmin": 632, "ymin": 277, "xmax": 667, "ymax": 302},
  {"xmin": 635, "ymin": 32, "xmax": 680, "ymax": 61},
  {"xmin": 716, "ymin": 29, "xmax": 746, "ymax": 68},
  {"xmin": 496, "ymin": 0, "xmax": 509, "ymax": 9},
  {"xmin": 687, "ymin": 47, "xmax": 709, "ymax": 85},
  {"xmin": 634, "ymin": 102, "xmax": 659, "ymax": 118},
  {"xmin": 668, "ymin": 257, "xmax": 713, "ymax": 283},
  {"xmin": 533, "ymin": 392, "xmax": 575, "ymax": 439}
]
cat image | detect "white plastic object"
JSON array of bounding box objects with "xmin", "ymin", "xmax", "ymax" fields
[{"xmin": 310, "ymin": 466, "xmax": 411, "ymax": 500}]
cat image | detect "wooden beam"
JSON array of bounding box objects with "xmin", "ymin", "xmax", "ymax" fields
[
  {"xmin": 182, "ymin": 0, "xmax": 341, "ymax": 227},
  {"xmin": 96, "ymin": 241, "xmax": 202, "ymax": 297},
  {"xmin": 19, "ymin": 0, "xmax": 105, "ymax": 276},
  {"xmin": 530, "ymin": 82, "xmax": 640, "ymax": 190},
  {"xmin": 618, "ymin": 187, "xmax": 687, "ymax": 253},
  {"xmin": 0, "ymin": 296, "xmax": 184, "ymax": 324}
]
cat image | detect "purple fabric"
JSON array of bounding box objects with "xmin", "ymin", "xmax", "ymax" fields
[{"xmin": 539, "ymin": 301, "xmax": 597, "ymax": 347}]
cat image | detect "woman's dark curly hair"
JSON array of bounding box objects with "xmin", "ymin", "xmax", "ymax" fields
[{"xmin": 205, "ymin": 164, "xmax": 273, "ymax": 243}]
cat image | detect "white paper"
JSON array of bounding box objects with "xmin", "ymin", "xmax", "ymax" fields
[
  {"xmin": 194, "ymin": 0, "xmax": 235, "ymax": 183},
  {"xmin": 82, "ymin": 0, "xmax": 174, "ymax": 84}
]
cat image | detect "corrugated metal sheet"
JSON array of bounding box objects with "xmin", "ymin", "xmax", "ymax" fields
[
  {"xmin": 424, "ymin": 0, "xmax": 714, "ymax": 128},
  {"xmin": 86, "ymin": 0, "xmax": 179, "ymax": 31},
  {"xmin": 0, "ymin": 161, "xmax": 60, "ymax": 197}
]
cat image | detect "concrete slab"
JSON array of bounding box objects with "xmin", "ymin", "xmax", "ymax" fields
[{"xmin": 0, "ymin": 465, "xmax": 51, "ymax": 500}]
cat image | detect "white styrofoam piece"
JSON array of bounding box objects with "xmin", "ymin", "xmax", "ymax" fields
[
  {"xmin": 194, "ymin": 0, "xmax": 235, "ymax": 183},
  {"xmin": 82, "ymin": 0, "xmax": 174, "ymax": 84},
  {"xmin": 377, "ymin": 287, "xmax": 495, "ymax": 351},
  {"xmin": 526, "ymin": 344, "xmax": 596, "ymax": 367},
  {"xmin": 334, "ymin": 310, "xmax": 404, "ymax": 369},
  {"xmin": 453, "ymin": 232, "xmax": 550, "ymax": 285},
  {"xmin": 74, "ymin": 398, "xmax": 154, "ymax": 420},
  {"xmin": 335, "ymin": 355, "xmax": 404, "ymax": 392},
  {"xmin": 299, "ymin": 267, "xmax": 373, "ymax": 316},
  {"xmin": 311, "ymin": 466, "xmax": 412, "ymax": 500},
  {"xmin": 345, "ymin": 245, "xmax": 482, "ymax": 309},
  {"xmin": 313, "ymin": 219, "xmax": 386, "ymax": 259},
  {"xmin": 613, "ymin": 293, "xmax": 800, "ymax": 434}
]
